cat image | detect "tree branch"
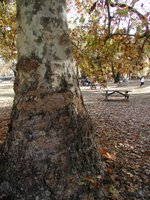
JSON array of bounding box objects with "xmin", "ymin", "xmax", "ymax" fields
[
  {"xmin": 109, "ymin": 1, "xmax": 149, "ymax": 32},
  {"xmin": 105, "ymin": 0, "xmax": 112, "ymax": 36}
]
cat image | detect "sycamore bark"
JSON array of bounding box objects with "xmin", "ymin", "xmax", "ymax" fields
[{"xmin": 0, "ymin": 1, "xmax": 103, "ymax": 199}]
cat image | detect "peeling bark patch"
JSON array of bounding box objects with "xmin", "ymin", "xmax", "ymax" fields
[
  {"xmin": 40, "ymin": 17, "xmax": 50, "ymax": 28},
  {"xmin": 17, "ymin": 58, "xmax": 40, "ymax": 72},
  {"xmin": 16, "ymin": 91, "xmax": 74, "ymax": 113},
  {"xmin": 33, "ymin": 0, "xmax": 46, "ymax": 14},
  {"xmin": 65, "ymin": 47, "xmax": 71, "ymax": 57},
  {"xmin": 35, "ymin": 36, "xmax": 42, "ymax": 44},
  {"xmin": 57, "ymin": 5, "xmax": 63, "ymax": 13},
  {"xmin": 35, "ymin": 136, "xmax": 60, "ymax": 150},
  {"xmin": 59, "ymin": 33, "xmax": 70, "ymax": 45}
]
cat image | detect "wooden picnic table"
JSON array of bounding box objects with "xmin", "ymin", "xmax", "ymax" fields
[{"xmin": 105, "ymin": 89, "xmax": 132, "ymax": 100}]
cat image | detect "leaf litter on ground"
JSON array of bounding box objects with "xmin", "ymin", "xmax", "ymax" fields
[
  {"xmin": 0, "ymin": 85, "xmax": 150, "ymax": 199},
  {"xmin": 82, "ymin": 87, "xmax": 150, "ymax": 200}
]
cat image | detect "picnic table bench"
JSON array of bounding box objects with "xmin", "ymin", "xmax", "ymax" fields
[
  {"xmin": 90, "ymin": 82, "xmax": 97, "ymax": 89},
  {"xmin": 90, "ymin": 82, "xmax": 106, "ymax": 89},
  {"xmin": 0, "ymin": 76, "xmax": 14, "ymax": 83},
  {"xmin": 105, "ymin": 89, "xmax": 132, "ymax": 100}
]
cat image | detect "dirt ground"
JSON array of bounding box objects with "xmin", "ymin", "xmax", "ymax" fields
[{"xmin": 0, "ymin": 81, "xmax": 150, "ymax": 199}]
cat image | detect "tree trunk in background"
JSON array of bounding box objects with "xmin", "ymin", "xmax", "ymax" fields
[
  {"xmin": 0, "ymin": 1, "xmax": 103, "ymax": 199},
  {"xmin": 111, "ymin": 65, "xmax": 121, "ymax": 83},
  {"xmin": 111, "ymin": 65, "xmax": 116, "ymax": 82}
]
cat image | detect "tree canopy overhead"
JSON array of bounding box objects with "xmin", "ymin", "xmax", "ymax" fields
[
  {"xmin": 0, "ymin": 0, "xmax": 149, "ymax": 79},
  {"xmin": 0, "ymin": 0, "xmax": 16, "ymax": 60},
  {"xmin": 68, "ymin": 0, "xmax": 150, "ymax": 80}
]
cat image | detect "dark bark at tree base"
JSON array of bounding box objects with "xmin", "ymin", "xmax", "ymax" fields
[{"xmin": 0, "ymin": 91, "xmax": 104, "ymax": 200}]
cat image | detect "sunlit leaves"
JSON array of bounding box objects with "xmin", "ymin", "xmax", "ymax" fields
[
  {"xmin": 0, "ymin": 0, "xmax": 16, "ymax": 61},
  {"xmin": 79, "ymin": 14, "xmax": 85, "ymax": 23},
  {"xmin": 69, "ymin": 0, "xmax": 149, "ymax": 80},
  {"xmin": 117, "ymin": 7, "xmax": 129, "ymax": 16}
]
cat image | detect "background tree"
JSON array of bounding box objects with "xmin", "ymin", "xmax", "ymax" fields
[
  {"xmin": 0, "ymin": 0, "xmax": 16, "ymax": 61},
  {"xmin": 0, "ymin": 0, "xmax": 103, "ymax": 199}
]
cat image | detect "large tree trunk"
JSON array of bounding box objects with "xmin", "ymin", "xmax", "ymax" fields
[{"xmin": 0, "ymin": 1, "xmax": 103, "ymax": 199}]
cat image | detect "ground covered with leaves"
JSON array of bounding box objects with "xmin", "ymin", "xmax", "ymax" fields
[
  {"xmin": 0, "ymin": 83, "xmax": 150, "ymax": 199},
  {"xmin": 82, "ymin": 86, "xmax": 150, "ymax": 200}
]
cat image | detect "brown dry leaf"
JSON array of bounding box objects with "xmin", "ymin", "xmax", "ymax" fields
[
  {"xmin": 109, "ymin": 185, "xmax": 120, "ymax": 200},
  {"xmin": 99, "ymin": 148, "xmax": 116, "ymax": 161},
  {"xmin": 83, "ymin": 176, "xmax": 100, "ymax": 188}
]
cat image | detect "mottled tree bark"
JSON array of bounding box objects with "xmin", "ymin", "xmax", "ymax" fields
[{"xmin": 0, "ymin": 1, "xmax": 103, "ymax": 199}]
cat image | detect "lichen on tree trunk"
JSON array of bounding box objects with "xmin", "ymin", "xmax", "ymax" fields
[{"xmin": 0, "ymin": 0, "xmax": 103, "ymax": 199}]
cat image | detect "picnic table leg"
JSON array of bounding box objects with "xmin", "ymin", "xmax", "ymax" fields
[
  {"xmin": 106, "ymin": 91, "xmax": 108, "ymax": 100},
  {"xmin": 125, "ymin": 91, "xmax": 129, "ymax": 100}
]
